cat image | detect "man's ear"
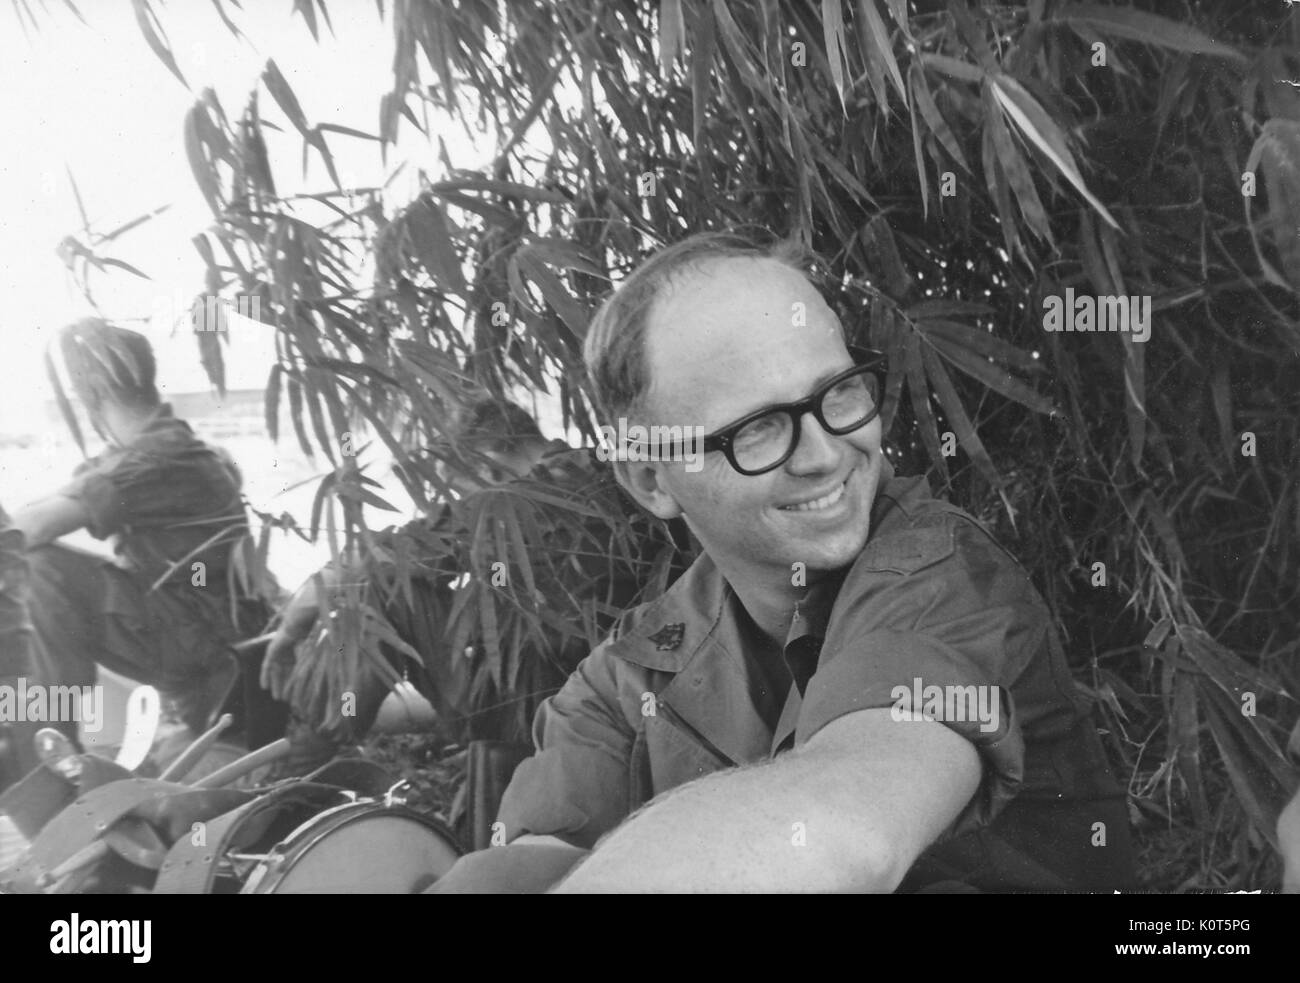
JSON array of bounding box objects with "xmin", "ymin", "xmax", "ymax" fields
[{"xmin": 613, "ymin": 459, "xmax": 683, "ymax": 520}]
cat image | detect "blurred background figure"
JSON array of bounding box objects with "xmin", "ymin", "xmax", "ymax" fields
[
  {"xmin": 262, "ymin": 395, "xmax": 685, "ymax": 780},
  {"xmin": 7, "ymin": 318, "xmax": 273, "ymax": 766},
  {"xmin": 0, "ymin": 504, "xmax": 34, "ymax": 784}
]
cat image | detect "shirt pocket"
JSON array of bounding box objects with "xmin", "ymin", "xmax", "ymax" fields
[{"xmin": 643, "ymin": 709, "xmax": 731, "ymax": 796}]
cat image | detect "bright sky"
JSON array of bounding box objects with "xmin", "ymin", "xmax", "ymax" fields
[{"xmin": 0, "ymin": 0, "xmax": 485, "ymax": 434}]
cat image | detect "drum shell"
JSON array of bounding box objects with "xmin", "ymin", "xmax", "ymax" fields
[{"xmin": 239, "ymin": 800, "xmax": 461, "ymax": 894}]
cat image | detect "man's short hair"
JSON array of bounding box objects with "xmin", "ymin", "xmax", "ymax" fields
[
  {"xmin": 455, "ymin": 397, "xmax": 544, "ymax": 454},
  {"xmin": 58, "ymin": 318, "xmax": 160, "ymax": 412},
  {"xmin": 583, "ymin": 229, "xmax": 815, "ymax": 424}
]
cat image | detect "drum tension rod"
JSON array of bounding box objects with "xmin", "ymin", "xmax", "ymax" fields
[{"xmin": 224, "ymin": 852, "xmax": 275, "ymax": 863}]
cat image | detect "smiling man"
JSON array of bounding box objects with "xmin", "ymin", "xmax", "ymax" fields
[{"xmin": 430, "ymin": 230, "xmax": 1134, "ymax": 893}]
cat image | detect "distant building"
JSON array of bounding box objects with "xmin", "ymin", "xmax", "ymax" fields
[{"xmin": 12, "ymin": 389, "xmax": 267, "ymax": 449}]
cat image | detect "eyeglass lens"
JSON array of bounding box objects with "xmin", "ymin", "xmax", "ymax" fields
[{"xmin": 730, "ymin": 368, "xmax": 879, "ymax": 473}]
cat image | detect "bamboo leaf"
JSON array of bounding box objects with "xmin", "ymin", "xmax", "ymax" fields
[
  {"xmin": 488, "ymin": 58, "xmax": 562, "ymax": 167},
  {"xmin": 64, "ymin": 165, "xmax": 91, "ymax": 237},
  {"xmin": 691, "ymin": 0, "xmax": 716, "ymax": 153},
  {"xmin": 1054, "ymin": 3, "xmax": 1247, "ymax": 64},
  {"xmin": 407, "ymin": 197, "xmax": 467, "ymax": 294},
  {"xmin": 292, "ymin": 0, "xmax": 319, "ymax": 41},
  {"xmin": 928, "ymin": 332, "xmax": 1059, "ymax": 416},
  {"xmin": 909, "ymin": 62, "xmax": 968, "ymax": 171},
  {"xmin": 132, "ymin": 0, "xmax": 188, "ymax": 88},
  {"xmin": 947, "ymin": 0, "xmax": 994, "ymax": 70},
  {"xmin": 904, "ymin": 327, "xmax": 948, "ymax": 481},
  {"xmin": 908, "ymin": 77, "xmax": 930, "ymax": 218},
  {"xmin": 921, "ymin": 341, "xmax": 1002, "ymax": 489},
  {"xmin": 99, "ymin": 203, "xmax": 171, "ymax": 244},
  {"xmin": 1122, "ymin": 328, "xmax": 1146, "ymax": 470},
  {"xmin": 305, "ymin": 377, "xmax": 337, "ymax": 466},
  {"xmin": 857, "ymin": 0, "xmax": 906, "ymax": 105},
  {"xmin": 316, "ymin": 122, "xmax": 380, "ymax": 142},
  {"xmin": 980, "ymin": 102, "xmax": 1021, "ymax": 261},
  {"xmin": 989, "ymin": 75, "xmax": 1121, "ymax": 232},
  {"xmin": 286, "ymin": 372, "xmax": 315, "ymax": 459},
  {"xmin": 878, "ymin": 306, "xmax": 906, "ymax": 434},
  {"xmin": 209, "ymin": 0, "xmax": 245, "ymax": 41},
  {"xmin": 712, "ymin": 0, "xmax": 774, "ymax": 102},
  {"xmin": 262, "ymin": 59, "xmax": 311, "ymax": 137},
  {"xmin": 822, "ymin": 0, "xmax": 850, "ymax": 112},
  {"xmin": 1252, "ymin": 119, "xmax": 1300, "ymax": 293},
  {"xmin": 1202, "ymin": 683, "xmax": 1294, "ymax": 847},
  {"xmin": 194, "ymin": 323, "xmax": 227, "ymax": 396},
  {"xmin": 524, "ymin": 237, "xmax": 605, "ymax": 278},
  {"xmin": 1078, "ymin": 210, "xmax": 1115, "ymax": 294},
  {"xmin": 309, "ymin": 128, "xmax": 342, "ymax": 190},
  {"xmin": 429, "ymin": 176, "xmax": 568, "ymax": 205},
  {"xmin": 514, "ymin": 248, "xmax": 590, "ymax": 339},
  {"xmin": 919, "ymin": 52, "xmax": 982, "ymax": 84},
  {"xmin": 264, "ymin": 363, "xmax": 282, "ymax": 442},
  {"xmin": 44, "ymin": 349, "xmax": 86, "ymax": 455},
  {"xmin": 660, "ymin": 0, "xmax": 686, "ymax": 76},
  {"xmin": 905, "ymin": 299, "xmax": 993, "ymax": 319},
  {"xmin": 915, "ymin": 316, "xmax": 1044, "ymax": 375},
  {"xmin": 1171, "ymin": 667, "xmax": 1209, "ymax": 825},
  {"xmin": 184, "ymin": 106, "xmax": 223, "ymax": 217},
  {"xmin": 985, "ymin": 92, "xmax": 1055, "ymax": 246},
  {"xmin": 1209, "ymin": 361, "xmax": 1234, "ymax": 461},
  {"xmin": 98, "ymin": 257, "xmax": 151, "ymax": 280}
]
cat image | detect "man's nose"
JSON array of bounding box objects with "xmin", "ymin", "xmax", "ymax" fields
[{"xmin": 784, "ymin": 411, "xmax": 841, "ymax": 475}]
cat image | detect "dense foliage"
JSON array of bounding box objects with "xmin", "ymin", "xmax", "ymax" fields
[{"xmin": 27, "ymin": 0, "xmax": 1300, "ymax": 889}]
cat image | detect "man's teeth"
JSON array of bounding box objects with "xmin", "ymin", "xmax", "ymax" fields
[{"xmin": 784, "ymin": 481, "xmax": 846, "ymax": 512}]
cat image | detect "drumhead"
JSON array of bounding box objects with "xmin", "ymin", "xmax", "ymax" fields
[{"xmin": 241, "ymin": 802, "xmax": 461, "ymax": 894}]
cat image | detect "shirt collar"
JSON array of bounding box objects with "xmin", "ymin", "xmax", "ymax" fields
[{"xmin": 612, "ymin": 461, "xmax": 934, "ymax": 675}]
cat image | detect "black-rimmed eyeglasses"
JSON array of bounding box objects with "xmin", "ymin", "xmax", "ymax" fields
[{"xmin": 626, "ymin": 347, "xmax": 886, "ymax": 476}]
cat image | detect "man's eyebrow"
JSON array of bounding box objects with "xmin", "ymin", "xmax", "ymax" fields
[{"xmin": 714, "ymin": 359, "xmax": 856, "ymax": 426}]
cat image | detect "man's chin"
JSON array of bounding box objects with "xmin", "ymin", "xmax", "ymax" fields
[
  {"xmin": 782, "ymin": 520, "xmax": 871, "ymax": 575},
  {"xmin": 771, "ymin": 490, "xmax": 875, "ymax": 564},
  {"xmin": 809, "ymin": 538, "xmax": 868, "ymax": 574}
]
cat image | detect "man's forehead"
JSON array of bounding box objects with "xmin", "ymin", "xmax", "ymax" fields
[
  {"xmin": 654, "ymin": 254, "xmax": 819, "ymax": 320},
  {"xmin": 642, "ymin": 256, "xmax": 846, "ymax": 420}
]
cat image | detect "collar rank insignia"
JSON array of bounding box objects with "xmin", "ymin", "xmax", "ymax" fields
[{"xmin": 648, "ymin": 622, "xmax": 685, "ymax": 651}]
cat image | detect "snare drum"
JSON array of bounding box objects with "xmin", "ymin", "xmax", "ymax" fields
[{"xmin": 238, "ymin": 800, "xmax": 461, "ymax": 894}]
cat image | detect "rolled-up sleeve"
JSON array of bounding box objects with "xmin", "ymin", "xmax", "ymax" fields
[
  {"xmin": 65, "ymin": 468, "xmax": 125, "ymax": 540},
  {"xmin": 795, "ymin": 515, "xmax": 1050, "ymax": 838},
  {"xmin": 496, "ymin": 643, "xmax": 636, "ymax": 849},
  {"xmin": 64, "ymin": 438, "xmax": 242, "ymax": 542}
]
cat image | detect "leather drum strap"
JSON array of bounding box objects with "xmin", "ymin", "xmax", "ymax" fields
[
  {"xmin": 1, "ymin": 777, "xmax": 178, "ymax": 892},
  {"xmin": 153, "ymin": 783, "xmax": 347, "ymax": 894},
  {"xmin": 0, "ymin": 754, "xmax": 133, "ymax": 840}
]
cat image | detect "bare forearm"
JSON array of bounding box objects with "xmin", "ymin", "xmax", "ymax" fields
[
  {"xmin": 552, "ymin": 710, "xmax": 981, "ymax": 894},
  {"xmin": 553, "ymin": 748, "xmax": 890, "ymax": 893},
  {"xmin": 12, "ymin": 496, "xmax": 87, "ymax": 548}
]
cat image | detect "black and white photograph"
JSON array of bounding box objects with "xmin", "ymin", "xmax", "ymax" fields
[{"xmin": 0, "ymin": 0, "xmax": 1295, "ymax": 949}]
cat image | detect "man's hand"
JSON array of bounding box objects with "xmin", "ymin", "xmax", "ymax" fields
[
  {"xmin": 425, "ymin": 839, "xmax": 589, "ymax": 894},
  {"xmin": 261, "ymin": 573, "xmax": 329, "ymax": 699}
]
